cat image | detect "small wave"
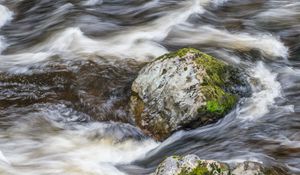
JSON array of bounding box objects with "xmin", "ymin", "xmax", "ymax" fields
[
  {"xmin": 0, "ymin": 150, "xmax": 9, "ymax": 165},
  {"xmin": 82, "ymin": 0, "xmax": 103, "ymax": 6},
  {"xmin": 0, "ymin": 52, "xmax": 53, "ymax": 73},
  {"xmin": 0, "ymin": 0, "xmax": 206, "ymax": 66},
  {"xmin": 254, "ymin": 2, "xmax": 300, "ymax": 22},
  {"xmin": 167, "ymin": 25, "xmax": 289, "ymax": 58},
  {"xmin": 0, "ymin": 0, "xmax": 235, "ymax": 67},
  {"xmin": 0, "ymin": 5, "xmax": 13, "ymax": 28},
  {"xmin": 237, "ymin": 62, "xmax": 282, "ymax": 120},
  {"xmin": 0, "ymin": 104, "xmax": 158, "ymax": 175},
  {"xmin": 0, "ymin": 5, "xmax": 13, "ymax": 54}
]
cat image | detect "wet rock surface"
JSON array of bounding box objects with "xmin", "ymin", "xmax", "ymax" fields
[
  {"xmin": 154, "ymin": 155, "xmax": 283, "ymax": 175},
  {"xmin": 154, "ymin": 154, "xmax": 230, "ymax": 175},
  {"xmin": 130, "ymin": 48, "xmax": 251, "ymax": 140}
]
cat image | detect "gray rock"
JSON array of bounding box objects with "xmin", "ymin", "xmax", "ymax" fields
[
  {"xmin": 130, "ymin": 48, "xmax": 250, "ymax": 140},
  {"xmin": 232, "ymin": 161, "xmax": 265, "ymax": 175},
  {"xmin": 154, "ymin": 155, "xmax": 280, "ymax": 175},
  {"xmin": 154, "ymin": 154, "xmax": 230, "ymax": 175}
]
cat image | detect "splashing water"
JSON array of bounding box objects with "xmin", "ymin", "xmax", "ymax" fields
[
  {"xmin": 237, "ymin": 62, "xmax": 283, "ymax": 120},
  {"xmin": 0, "ymin": 4, "xmax": 13, "ymax": 53}
]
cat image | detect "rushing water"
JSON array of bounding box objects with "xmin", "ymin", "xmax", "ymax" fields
[{"xmin": 0, "ymin": 0, "xmax": 299, "ymax": 174}]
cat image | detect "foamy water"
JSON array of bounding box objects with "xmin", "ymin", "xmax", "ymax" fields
[
  {"xmin": 0, "ymin": 104, "xmax": 159, "ymax": 175},
  {"xmin": 0, "ymin": 4, "xmax": 13, "ymax": 53},
  {"xmin": 237, "ymin": 62, "xmax": 283, "ymax": 120}
]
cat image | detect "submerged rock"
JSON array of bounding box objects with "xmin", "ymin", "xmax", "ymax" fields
[
  {"xmin": 130, "ymin": 48, "xmax": 250, "ymax": 140},
  {"xmin": 154, "ymin": 155, "xmax": 279, "ymax": 175}
]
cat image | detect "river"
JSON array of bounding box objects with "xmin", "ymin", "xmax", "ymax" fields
[{"xmin": 0, "ymin": 0, "xmax": 299, "ymax": 174}]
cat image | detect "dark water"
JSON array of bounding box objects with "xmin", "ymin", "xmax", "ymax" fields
[{"xmin": 0, "ymin": 0, "xmax": 299, "ymax": 174}]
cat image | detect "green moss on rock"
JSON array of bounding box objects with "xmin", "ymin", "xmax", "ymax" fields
[
  {"xmin": 179, "ymin": 166, "xmax": 210, "ymax": 175},
  {"xmin": 132, "ymin": 48, "xmax": 249, "ymax": 141},
  {"xmin": 179, "ymin": 161, "xmax": 229, "ymax": 175},
  {"xmin": 161, "ymin": 48, "xmax": 237, "ymax": 118},
  {"xmin": 157, "ymin": 48, "xmax": 239, "ymax": 117},
  {"xmin": 191, "ymin": 49, "xmax": 237, "ymax": 117},
  {"xmin": 202, "ymin": 85, "xmax": 237, "ymax": 116},
  {"xmin": 158, "ymin": 48, "xmax": 238, "ymax": 117},
  {"xmin": 156, "ymin": 48, "xmax": 201, "ymax": 61}
]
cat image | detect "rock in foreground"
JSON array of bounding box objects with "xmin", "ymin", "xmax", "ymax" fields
[
  {"xmin": 154, "ymin": 155, "xmax": 278, "ymax": 175},
  {"xmin": 130, "ymin": 48, "xmax": 250, "ymax": 140},
  {"xmin": 154, "ymin": 155, "xmax": 230, "ymax": 175}
]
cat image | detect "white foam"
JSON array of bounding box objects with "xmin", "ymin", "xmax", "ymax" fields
[
  {"xmin": 0, "ymin": 0, "xmax": 237, "ymax": 68},
  {"xmin": 0, "ymin": 135, "xmax": 157, "ymax": 175},
  {"xmin": 0, "ymin": 106, "xmax": 159, "ymax": 175},
  {"xmin": 82, "ymin": 0, "xmax": 103, "ymax": 6},
  {"xmin": 2, "ymin": 0, "xmax": 205, "ymax": 63},
  {"xmin": 0, "ymin": 52, "xmax": 53, "ymax": 73},
  {"xmin": 237, "ymin": 62, "xmax": 282, "ymax": 120},
  {"xmin": 0, "ymin": 150, "xmax": 9, "ymax": 164},
  {"xmin": 1, "ymin": 106, "xmax": 157, "ymax": 174},
  {"xmin": 167, "ymin": 25, "xmax": 289, "ymax": 58},
  {"xmin": 84, "ymin": 0, "xmax": 204, "ymax": 60},
  {"xmin": 0, "ymin": 0, "xmax": 286, "ymax": 69},
  {"xmin": 0, "ymin": 5, "xmax": 13, "ymax": 28},
  {"xmin": 254, "ymin": 2, "xmax": 300, "ymax": 22},
  {"xmin": 0, "ymin": 5, "xmax": 13, "ymax": 54}
]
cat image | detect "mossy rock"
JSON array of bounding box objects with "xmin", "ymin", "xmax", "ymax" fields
[
  {"xmin": 157, "ymin": 48, "xmax": 245, "ymax": 117},
  {"xmin": 154, "ymin": 155, "xmax": 281, "ymax": 175},
  {"xmin": 154, "ymin": 155, "xmax": 230, "ymax": 175},
  {"xmin": 131, "ymin": 48, "xmax": 251, "ymax": 140}
]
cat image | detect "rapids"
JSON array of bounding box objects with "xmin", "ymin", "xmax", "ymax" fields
[{"xmin": 0, "ymin": 0, "xmax": 299, "ymax": 174}]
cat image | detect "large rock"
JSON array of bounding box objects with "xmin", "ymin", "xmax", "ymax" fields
[
  {"xmin": 154, "ymin": 155, "xmax": 280, "ymax": 175},
  {"xmin": 130, "ymin": 48, "xmax": 250, "ymax": 140}
]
